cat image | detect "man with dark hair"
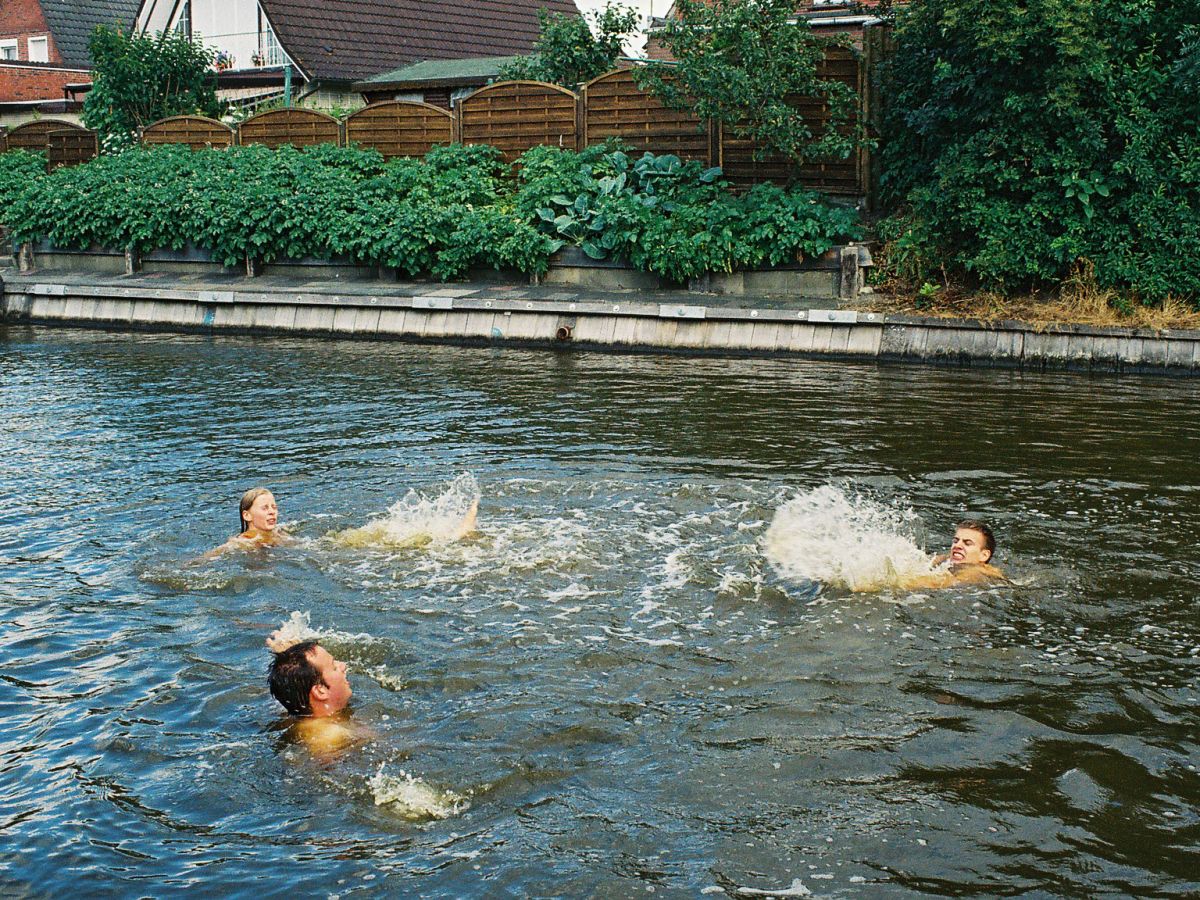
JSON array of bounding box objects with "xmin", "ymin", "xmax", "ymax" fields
[
  {"xmin": 266, "ymin": 636, "xmax": 355, "ymax": 755},
  {"xmin": 926, "ymin": 519, "xmax": 1003, "ymax": 586}
]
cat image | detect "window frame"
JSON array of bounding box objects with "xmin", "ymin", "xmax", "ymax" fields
[
  {"xmin": 27, "ymin": 36, "xmax": 49, "ymax": 63},
  {"xmin": 0, "ymin": 39, "xmax": 18, "ymax": 61}
]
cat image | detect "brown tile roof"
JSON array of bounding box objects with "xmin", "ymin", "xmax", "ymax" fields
[{"xmin": 259, "ymin": 0, "xmax": 581, "ymax": 83}]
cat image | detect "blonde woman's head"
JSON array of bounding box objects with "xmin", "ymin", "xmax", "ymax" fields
[{"xmin": 239, "ymin": 488, "xmax": 277, "ymax": 533}]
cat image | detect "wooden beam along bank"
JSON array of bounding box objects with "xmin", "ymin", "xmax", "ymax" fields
[{"xmin": 3, "ymin": 276, "xmax": 1200, "ymax": 374}]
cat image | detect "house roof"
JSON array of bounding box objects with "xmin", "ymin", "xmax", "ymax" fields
[
  {"xmin": 259, "ymin": 0, "xmax": 581, "ymax": 83},
  {"xmin": 40, "ymin": 0, "xmax": 142, "ymax": 69},
  {"xmin": 356, "ymin": 54, "xmax": 518, "ymax": 90}
]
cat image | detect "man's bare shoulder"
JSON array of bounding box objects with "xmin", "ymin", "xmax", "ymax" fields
[
  {"xmin": 294, "ymin": 716, "xmax": 359, "ymax": 757},
  {"xmin": 952, "ymin": 562, "xmax": 1005, "ymax": 584}
]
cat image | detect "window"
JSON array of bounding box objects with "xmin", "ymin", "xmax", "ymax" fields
[
  {"xmin": 28, "ymin": 36, "xmax": 49, "ymax": 63},
  {"xmin": 261, "ymin": 22, "xmax": 283, "ymax": 66},
  {"xmin": 174, "ymin": 1, "xmax": 191, "ymax": 39},
  {"xmin": 0, "ymin": 40, "xmax": 17, "ymax": 61}
]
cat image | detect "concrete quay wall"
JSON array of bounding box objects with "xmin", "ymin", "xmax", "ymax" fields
[{"xmin": 3, "ymin": 274, "xmax": 1199, "ymax": 374}]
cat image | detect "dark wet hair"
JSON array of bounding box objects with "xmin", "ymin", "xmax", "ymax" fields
[
  {"xmin": 957, "ymin": 519, "xmax": 996, "ymax": 558},
  {"xmin": 268, "ymin": 640, "xmax": 323, "ymax": 716}
]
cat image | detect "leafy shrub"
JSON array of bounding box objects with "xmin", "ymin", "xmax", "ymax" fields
[
  {"xmin": 498, "ymin": 3, "xmax": 639, "ymax": 88},
  {"xmin": 84, "ymin": 26, "xmax": 221, "ymax": 151},
  {"xmin": 878, "ymin": 0, "xmax": 1200, "ymax": 303},
  {"xmin": 1, "ymin": 142, "xmax": 859, "ymax": 282},
  {"xmin": 519, "ymin": 145, "xmax": 860, "ymax": 281},
  {"xmin": 637, "ymin": 0, "xmax": 865, "ymax": 164},
  {"xmin": 0, "ymin": 151, "xmax": 45, "ymax": 221}
]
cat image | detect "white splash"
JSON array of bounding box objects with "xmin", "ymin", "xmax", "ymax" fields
[
  {"xmin": 368, "ymin": 766, "xmax": 468, "ymax": 820},
  {"xmin": 330, "ymin": 473, "xmax": 480, "ymax": 549},
  {"xmin": 763, "ymin": 485, "xmax": 938, "ymax": 592},
  {"xmin": 737, "ymin": 878, "xmax": 813, "ymax": 897},
  {"xmin": 270, "ymin": 610, "xmax": 377, "ymax": 647}
]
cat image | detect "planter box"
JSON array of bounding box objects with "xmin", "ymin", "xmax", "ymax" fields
[
  {"xmin": 259, "ymin": 254, "xmax": 378, "ymax": 280},
  {"xmin": 18, "ymin": 240, "xmax": 872, "ymax": 300},
  {"xmin": 142, "ymin": 243, "xmax": 237, "ymax": 276},
  {"xmin": 32, "ymin": 240, "xmax": 126, "ymax": 274}
]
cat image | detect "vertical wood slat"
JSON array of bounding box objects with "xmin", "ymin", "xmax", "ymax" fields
[{"xmin": 344, "ymin": 101, "xmax": 453, "ymax": 158}]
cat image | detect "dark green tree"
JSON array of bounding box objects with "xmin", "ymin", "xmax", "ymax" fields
[
  {"xmin": 878, "ymin": 0, "xmax": 1200, "ymax": 302},
  {"xmin": 635, "ymin": 0, "xmax": 865, "ymax": 163},
  {"xmin": 498, "ymin": 3, "xmax": 639, "ymax": 87},
  {"xmin": 83, "ymin": 25, "xmax": 221, "ymax": 151}
]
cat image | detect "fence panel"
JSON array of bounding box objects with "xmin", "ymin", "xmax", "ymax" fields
[
  {"xmin": 344, "ymin": 101, "xmax": 453, "ymax": 158},
  {"xmin": 48, "ymin": 129, "xmax": 98, "ymax": 169},
  {"xmin": 238, "ymin": 108, "xmax": 341, "ymax": 149},
  {"xmin": 458, "ymin": 81, "xmax": 578, "ymax": 163},
  {"xmin": 142, "ymin": 115, "xmax": 235, "ymax": 150},
  {"xmin": 5, "ymin": 120, "xmax": 88, "ymax": 154},
  {"xmin": 718, "ymin": 48, "xmax": 865, "ymax": 195},
  {"xmin": 0, "ymin": 128, "xmax": 7, "ymax": 153},
  {"xmin": 583, "ymin": 69, "xmax": 710, "ymax": 163}
]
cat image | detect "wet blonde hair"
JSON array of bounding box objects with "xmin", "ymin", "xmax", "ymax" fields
[{"xmin": 239, "ymin": 487, "xmax": 273, "ymax": 533}]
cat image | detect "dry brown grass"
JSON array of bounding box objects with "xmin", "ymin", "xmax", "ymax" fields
[{"xmin": 860, "ymin": 264, "xmax": 1200, "ymax": 332}]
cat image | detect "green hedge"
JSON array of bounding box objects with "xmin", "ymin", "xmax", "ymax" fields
[
  {"xmin": 0, "ymin": 142, "xmax": 859, "ymax": 282},
  {"xmin": 878, "ymin": 0, "xmax": 1200, "ymax": 304}
]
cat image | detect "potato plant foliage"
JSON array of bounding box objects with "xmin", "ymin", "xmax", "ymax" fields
[{"xmin": 0, "ymin": 143, "xmax": 859, "ymax": 282}]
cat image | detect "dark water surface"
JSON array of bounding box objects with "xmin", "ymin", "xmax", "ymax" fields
[{"xmin": 1, "ymin": 326, "xmax": 1197, "ymax": 898}]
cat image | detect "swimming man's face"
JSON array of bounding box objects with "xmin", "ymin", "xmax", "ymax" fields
[
  {"xmin": 308, "ymin": 645, "xmax": 352, "ymax": 713},
  {"xmin": 950, "ymin": 528, "xmax": 991, "ymax": 566}
]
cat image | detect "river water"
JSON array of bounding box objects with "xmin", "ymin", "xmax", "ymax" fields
[{"xmin": 1, "ymin": 326, "xmax": 1197, "ymax": 897}]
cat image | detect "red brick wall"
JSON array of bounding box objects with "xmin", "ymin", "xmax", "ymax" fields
[
  {"xmin": 0, "ymin": 0, "xmax": 61, "ymax": 63},
  {"xmin": 0, "ymin": 62, "xmax": 88, "ymax": 102}
]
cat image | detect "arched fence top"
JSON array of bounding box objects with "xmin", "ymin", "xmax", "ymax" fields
[
  {"xmin": 345, "ymin": 100, "xmax": 453, "ymax": 122},
  {"xmin": 239, "ymin": 107, "xmax": 341, "ymax": 128},
  {"xmin": 344, "ymin": 100, "xmax": 455, "ymax": 159},
  {"xmin": 141, "ymin": 115, "xmax": 235, "ymax": 150},
  {"xmin": 459, "ymin": 79, "xmax": 580, "ymax": 104},
  {"xmin": 143, "ymin": 114, "xmax": 234, "ymax": 133},
  {"xmin": 580, "ymin": 68, "xmax": 641, "ymax": 93},
  {"xmin": 238, "ymin": 107, "xmax": 342, "ymax": 149},
  {"xmin": 6, "ymin": 119, "xmax": 89, "ymax": 152}
]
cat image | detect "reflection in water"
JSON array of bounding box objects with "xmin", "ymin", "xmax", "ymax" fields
[{"xmin": 0, "ymin": 326, "xmax": 1198, "ymax": 896}]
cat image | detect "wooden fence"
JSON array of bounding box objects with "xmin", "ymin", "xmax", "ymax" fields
[
  {"xmin": 583, "ymin": 69, "xmax": 711, "ymax": 163},
  {"xmin": 458, "ymin": 81, "xmax": 579, "ymax": 162},
  {"xmin": 238, "ymin": 108, "xmax": 341, "ymax": 149},
  {"xmin": 0, "ymin": 49, "xmax": 880, "ymax": 197},
  {"xmin": 345, "ymin": 101, "xmax": 452, "ymax": 158},
  {"xmin": 141, "ymin": 115, "xmax": 235, "ymax": 150}
]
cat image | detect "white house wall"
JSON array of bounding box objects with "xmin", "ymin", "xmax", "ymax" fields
[{"xmin": 137, "ymin": 0, "xmax": 282, "ymax": 72}]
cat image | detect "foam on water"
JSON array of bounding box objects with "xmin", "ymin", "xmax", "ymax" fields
[
  {"xmin": 330, "ymin": 473, "xmax": 480, "ymax": 549},
  {"xmin": 763, "ymin": 485, "xmax": 938, "ymax": 592},
  {"xmin": 367, "ymin": 766, "xmax": 468, "ymax": 820},
  {"xmin": 272, "ymin": 610, "xmax": 378, "ymax": 647}
]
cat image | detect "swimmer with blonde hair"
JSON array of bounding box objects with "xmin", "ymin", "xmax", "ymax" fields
[
  {"xmin": 206, "ymin": 485, "xmax": 479, "ymax": 557},
  {"xmin": 233, "ymin": 487, "xmax": 292, "ymax": 547},
  {"xmin": 199, "ymin": 487, "xmax": 293, "ymax": 558}
]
